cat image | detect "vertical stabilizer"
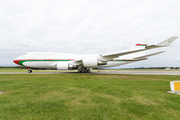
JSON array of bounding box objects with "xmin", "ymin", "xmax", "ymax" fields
[
  {"xmin": 128, "ymin": 38, "xmax": 149, "ymax": 58},
  {"xmin": 131, "ymin": 38, "xmax": 149, "ymax": 50}
]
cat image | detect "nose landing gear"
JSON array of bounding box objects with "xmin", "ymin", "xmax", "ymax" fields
[{"xmin": 28, "ymin": 69, "xmax": 32, "ymax": 73}]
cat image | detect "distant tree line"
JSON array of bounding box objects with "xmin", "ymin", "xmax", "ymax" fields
[
  {"xmin": 0, "ymin": 66, "xmax": 27, "ymax": 69},
  {"xmin": 134, "ymin": 67, "xmax": 180, "ymax": 69},
  {"xmin": 100, "ymin": 67, "xmax": 180, "ymax": 70}
]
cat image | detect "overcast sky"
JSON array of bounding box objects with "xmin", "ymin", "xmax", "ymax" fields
[{"xmin": 0, "ymin": 0, "xmax": 180, "ymax": 67}]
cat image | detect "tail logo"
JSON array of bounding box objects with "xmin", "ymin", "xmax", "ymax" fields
[{"xmin": 135, "ymin": 43, "xmax": 147, "ymax": 46}]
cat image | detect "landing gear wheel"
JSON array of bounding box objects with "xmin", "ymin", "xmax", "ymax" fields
[
  {"xmin": 28, "ymin": 70, "xmax": 32, "ymax": 73},
  {"xmin": 78, "ymin": 68, "xmax": 91, "ymax": 73},
  {"xmin": 78, "ymin": 70, "xmax": 82, "ymax": 73}
]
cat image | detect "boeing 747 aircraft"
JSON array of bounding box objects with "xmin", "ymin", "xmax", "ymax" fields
[{"xmin": 13, "ymin": 37, "xmax": 178, "ymax": 73}]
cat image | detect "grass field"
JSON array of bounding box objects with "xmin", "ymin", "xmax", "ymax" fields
[{"xmin": 0, "ymin": 74, "xmax": 180, "ymax": 120}]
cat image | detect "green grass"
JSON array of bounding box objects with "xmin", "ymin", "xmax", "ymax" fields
[
  {"xmin": 0, "ymin": 74, "xmax": 180, "ymax": 120},
  {"xmin": 0, "ymin": 68, "xmax": 59, "ymax": 72},
  {"xmin": 0, "ymin": 68, "xmax": 27, "ymax": 72}
]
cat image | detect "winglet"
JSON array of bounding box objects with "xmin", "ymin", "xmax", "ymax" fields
[{"xmin": 156, "ymin": 37, "xmax": 178, "ymax": 47}]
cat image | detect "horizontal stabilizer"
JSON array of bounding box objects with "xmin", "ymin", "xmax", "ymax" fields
[
  {"xmin": 157, "ymin": 37, "xmax": 177, "ymax": 47},
  {"xmin": 146, "ymin": 37, "xmax": 178, "ymax": 49},
  {"xmin": 134, "ymin": 51, "xmax": 165, "ymax": 59}
]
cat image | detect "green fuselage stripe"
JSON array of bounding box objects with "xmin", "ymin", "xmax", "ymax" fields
[
  {"xmin": 138, "ymin": 45, "xmax": 147, "ymax": 46},
  {"xmin": 18, "ymin": 59, "xmax": 137, "ymax": 66},
  {"xmin": 18, "ymin": 60, "xmax": 70, "ymax": 66},
  {"xmin": 115, "ymin": 60, "xmax": 137, "ymax": 62}
]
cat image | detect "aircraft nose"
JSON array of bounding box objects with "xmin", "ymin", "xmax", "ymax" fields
[{"xmin": 13, "ymin": 59, "xmax": 21, "ymax": 65}]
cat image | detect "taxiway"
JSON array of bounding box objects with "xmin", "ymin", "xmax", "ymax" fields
[{"xmin": 1, "ymin": 70, "xmax": 180, "ymax": 75}]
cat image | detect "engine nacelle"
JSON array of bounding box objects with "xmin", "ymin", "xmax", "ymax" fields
[
  {"xmin": 56, "ymin": 62, "xmax": 78, "ymax": 70},
  {"xmin": 83, "ymin": 58, "xmax": 98, "ymax": 68}
]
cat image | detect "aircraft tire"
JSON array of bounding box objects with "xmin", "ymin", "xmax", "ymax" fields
[
  {"xmin": 78, "ymin": 70, "xmax": 82, "ymax": 73},
  {"xmin": 28, "ymin": 70, "xmax": 32, "ymax": 73}
]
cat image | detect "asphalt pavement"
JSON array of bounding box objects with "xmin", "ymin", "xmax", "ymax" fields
[{"xmin": 1, "ymin": 70, "xmax": 180, "ymax": 75}]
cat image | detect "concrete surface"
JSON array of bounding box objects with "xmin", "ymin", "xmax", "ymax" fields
[
  {"xmin": 167, "ymin": 91, "xmax": 180, "ymax": 95},
  {"xmin": 1, "ymin": 71, "xmax": 180, "ymax": 75}
]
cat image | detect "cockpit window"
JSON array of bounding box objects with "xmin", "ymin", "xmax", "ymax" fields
[{"xmin": 19, "ymin": 55, "xmax": 26, "ymax": 58}]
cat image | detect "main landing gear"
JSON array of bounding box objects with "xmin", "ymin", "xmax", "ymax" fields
[
  {"xmin": 78, "ymin": 68, "xmax": 90, "ymax": 73},
  {"xmin": 28, "ymin": 69, "xmax": 32, "ymax": 73}
]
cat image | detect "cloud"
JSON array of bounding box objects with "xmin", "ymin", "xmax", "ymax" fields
[{"xmin": 0, "ymin": 0, "xmax": 180, "ymax": 67}]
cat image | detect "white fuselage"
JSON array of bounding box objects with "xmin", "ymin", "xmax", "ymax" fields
[{"xmin": 13, "ymin": 52, "xmax": 140, "ymax": 69}]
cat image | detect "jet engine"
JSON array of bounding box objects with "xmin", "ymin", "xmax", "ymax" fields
[
  {"xmin": 56, "ymin": 62, "xmax": 78, "ymax": 70},
  {"xmin": 83, "ymin": 58, "xmax": 98, "ymax": 68},
  {"xmin": 83, "ymin": 58, "xmax": 107, "ymax": 68}
]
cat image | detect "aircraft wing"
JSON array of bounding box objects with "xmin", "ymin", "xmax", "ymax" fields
[
  {"xmin": 101, "ymin": 37, "xmax": 177, "ymax": 59},
  {"xmin": 73, "ymin": 58, "xmax": 83, "ymax": 62}
]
